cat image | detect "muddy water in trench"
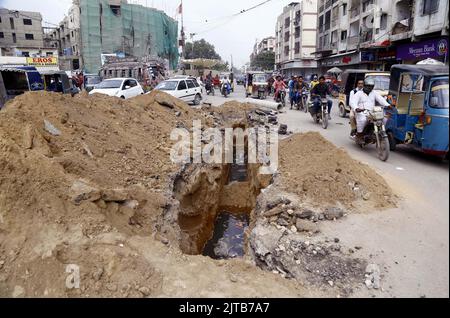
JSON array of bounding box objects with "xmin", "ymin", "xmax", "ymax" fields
[{"xmin": 203, "ymin": 164, "xmax": 250, "ymax": 259}]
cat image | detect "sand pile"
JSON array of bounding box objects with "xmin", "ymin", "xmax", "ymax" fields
[
  {"xmin": 278, "ymin": 132, "xmax": 396, "ymax": 210},
  {"xmin": 0, "ymin": 90, "xmax": 213, "ymax": 297}
]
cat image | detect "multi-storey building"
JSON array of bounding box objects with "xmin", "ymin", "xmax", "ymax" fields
[
  {"xmin": 46, "ymin": 0, "xmax": 179, "ymax": 73},
  {"xmin": 0, "ymin": 8, "xmax": 57, "ymax": 58},
  {"xmin": 257, "ymin": 36, "xmax": 276, "ymax": 54},
  {"xmin": 275, "ymin": 1, "xmax": 318, "ymax": 78},
  {"xmin": 314, "ymin": 0, "xmax": 448, "ymax": 73}
]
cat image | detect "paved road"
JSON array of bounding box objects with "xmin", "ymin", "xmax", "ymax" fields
[{"xmin": 205, "ymin": 84, "xmax": 449, "ymax": 298}]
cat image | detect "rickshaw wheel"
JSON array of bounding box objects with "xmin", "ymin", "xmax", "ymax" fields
[{"xmin": 387, "ymin": 132, "xmax": 397, "ymax": 151}]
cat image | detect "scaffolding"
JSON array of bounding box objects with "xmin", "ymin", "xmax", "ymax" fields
[{"xmin": 80, "ymin": 0, "xmax": 179, "ymax": 73}]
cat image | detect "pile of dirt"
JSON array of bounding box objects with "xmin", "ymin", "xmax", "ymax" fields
[
  {"xmin": 278, "ymin": 132, "xmax": 396, "ymax": 210},
  {"xmin": 0, "ymin": 90, "xmax": 212, "ymax": 297}
]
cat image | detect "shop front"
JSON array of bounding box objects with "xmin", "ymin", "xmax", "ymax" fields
[
  {"xmin": 397, "ymin": 37, "xmax": 448, "ymax": 64},
  {"xmin": 317, "ymin": 51, "xmax": 364, "ymax": 75}
]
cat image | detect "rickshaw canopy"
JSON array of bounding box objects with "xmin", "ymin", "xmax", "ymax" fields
[{"xmin": 389, "ymin": 64, "xmax": 449, "ymax": 94}]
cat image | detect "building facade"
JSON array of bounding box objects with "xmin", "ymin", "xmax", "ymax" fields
[
  {"xmin": 47, "ymin": 0, "xmax": 179, "ymax": 73},
  {"xmin": 0, "ymin": 8, "xmax": 56, "ymax": 58},
  {"xmin": 257, "ymin": 36, "xmax": 276, "ymax": 54},
  {"xmin": 314, "ymin": 0, "xmax": 449, "ymax": 74},
  {"xmin": 275, "ymin": 1, "xmax": 318, "ymax": 78}
]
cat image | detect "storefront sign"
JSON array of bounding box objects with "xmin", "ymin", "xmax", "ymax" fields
[
  {"xmin": 26, "ymin": 57, "xmax": 58, "ymax": 66},
  {"xmin": 378, "ymin": 50, "xmax": 397, "ymax": 61},
  {"xmin": 361, "ymin": 51, "xmax": 376, "ymax": 62},
  {"xmin": 397, "ymin": 38, "xmax": 448, "ymax": 60}
]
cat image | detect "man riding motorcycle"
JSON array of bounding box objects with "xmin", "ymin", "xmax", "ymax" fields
[
  {"xmin": 349, "ymin": 79, "xmax": 365, "ymax": 136},
  {"xmin": 350, "ymin": 78, "xmax": 390, "ymax": 144},
  {"xmin": 274, "ymin": 76, "xmax": 287, "ymax": 103},
  {"xmin": 310, "ymin": 76, "xmax": 333, "ymax": 120}
]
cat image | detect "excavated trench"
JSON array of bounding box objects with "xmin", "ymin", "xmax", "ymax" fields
[
  {"xmin": 174, "ymin": 161, "xmax": 271, "ymax": 259},
  {"xmin": 173, "ymin": 124, "xmax": 273, "ymax": 259}
]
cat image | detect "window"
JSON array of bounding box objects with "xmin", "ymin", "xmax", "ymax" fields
[
  {"xmin": 0, "ymin": 17, "xmax": 2, "ymax": 23},
  {"xmin": 186, "ymin": 80, "xmax": 195, "ymax": 89},
  {"xmin": 46, "ymin": 52, "xmax": 53, "ymax": 56},
  {"xmin": 12, "ymin": 33, "xmax": 16, "ymax": 43},
  {"xmin": 25, "ymin": 33, "xmax": 34, "ymax": 40},
  {"xmin": 284, "ymin": 31, "xmax": 290, "ymax": 42},
  {"xmin": 129, "ymin": 80, "xmax": 138, "ymax": 87},
  {"xmin": 342, "ymin": 3, "xmax": 347, "ymax": 15},
  {"xmin": 341, "ymin": 30, "xmax": 347, "ymax": 40},
  {"xmin": 110, "ymin": 5, "xmax": 121, "ymax": 16},
  {"xmin": 21, "ymin": 52, "xmax": 30, "ymax": 57},
  {"xmin": 294, "ymin": 42, "xmax": 300, "ymax": 54},
  {"xmin": 10, "ymin": 17, "xmax": 15, "ymax": 29},
  {"xmin": 379, "ymin": 13, "xmax": 388, "ymax": 30},
  {"xmin": 295, "ymin": 26, "xmax": 300, "ymax": 38},
  {"xmin": 285, "ymin": 17, "xmax": 290, "ymax": 28},
  {"xmin": 0, "ymin": 32, "xmax": 3, "ymax": 38},
  {"xmin": 423, "ymin": 0, "xmax": 439, "ymax": 14},
  {"xmin": 178, "ymin": 80, "xmax": 187, "ymax": 90},
  {"xmin": 284, "ymin": 45, "xmax": 289, "ymax": 56},
  {"xmin": 23, "ymin": 19, "xmax": 32, "ymax": 25}
]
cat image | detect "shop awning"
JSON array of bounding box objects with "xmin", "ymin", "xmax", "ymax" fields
[{"xmin": 327, "ymin": 67, "xmax": 343, "ymax": 74}]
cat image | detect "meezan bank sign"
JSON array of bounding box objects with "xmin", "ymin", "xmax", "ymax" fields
[{"xmin": 26, "ymin": 57, "xmax": 58, "ymax": 66}]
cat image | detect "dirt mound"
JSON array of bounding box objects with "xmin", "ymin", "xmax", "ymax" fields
[
  {"xmin": 278, "ymin": 132, "xmax": 396, "ymax": 210},
  {"xmin": 0, "ymin": 90, "xmax": 209, "ymax": 297}
]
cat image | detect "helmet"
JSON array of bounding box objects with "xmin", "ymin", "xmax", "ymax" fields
[
  {"xmin": 364, "ymin": 78, "xmax": 375, "ymax": 87},
  {"xmin": 313, "ymin": 75, "xmax": 318, "ymax": 80}
]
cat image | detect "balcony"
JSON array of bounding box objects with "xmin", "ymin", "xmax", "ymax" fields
[
  {"xmin": 350, "ymin": 8, "xmax": 360, "ymax": 19},
  {"xmin": 347, "ymin": 35, "xmax": 360, "ymax": 50},
  {"xmin": 391, "ymin": 17, "xmax": 413, "ymax": 41},
  {"xmin": 325, "ymin": 0, "xmax": 332, "ymax": 8},
  {"xmin": 332, "ymin": 18, "xmax": 338, "ymax": 28}
]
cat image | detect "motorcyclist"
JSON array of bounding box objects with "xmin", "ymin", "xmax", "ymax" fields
[
  {"xmin": 288, "ymin": 76, "xmax": 296, "ymax": 109},
  {"xmin": 351, "ymin": 78, "xmax": 390, "ymax": 143},
  {"xmin": 205, "ymin": 76, "xmax": 213, "ymax": 94},
  {"xmin": 221, "ymin": 76, "xmax": 231, "ymax": 95},
  {"xmin": 349, "ymin": 79, "xmax": 365, "ymax": 136},
  {"xmin": 274, "ymin": 76, "xmax": 287, "ymax": 102},
  {"xmin": 310, "ymin": 76, "xmax": 333, "ymax": 120},
  {"xmin": 296, "ymin": 76, "xmax": 307, "ymax": 108}
]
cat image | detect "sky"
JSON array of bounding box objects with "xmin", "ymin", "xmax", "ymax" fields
[{"xmin": 0, "ymin": 0, "xmax": 295, "ymax": 67}]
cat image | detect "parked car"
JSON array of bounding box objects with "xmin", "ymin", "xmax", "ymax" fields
[
  {"xmin": 84, "ymin": 74, "xmax": 102, "ymax": 92},
  {"xmin": 154, "ymin": 78, "xmax": 203, "ymax": 105},
  {"xmin": 89, "ymin": 78, "xmax": 144, "ymax": 99}
]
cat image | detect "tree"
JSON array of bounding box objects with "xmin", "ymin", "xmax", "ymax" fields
[
  {"xmin": 184, "ymin": 39, "xmax": 222, "ymax": 60},
  {"xmin": 250, "ymin": 51, "xmax": 275, "ymax": 71},
  {"xmin": 212, "ymin": 61, "xmax": 229, "ymax": 72}
]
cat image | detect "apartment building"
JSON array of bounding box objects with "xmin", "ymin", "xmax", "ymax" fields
[
  {"xmin": 45, "ymin": 0, "xmax": 179, "ymax": 73},
  {"xmin": 314, "ymin": 0, "xmax": 448, "ymax": 73},
  {"xmin": 275, "ymin": 1, "xmax": 318, "ymax": 78},
  {"xmin": 0, "ymin": 8, "xmax": 56, "ymax": 58},
  {"xmin": 45, "ymin": 1, "xmax": 82, "ymax": 70},
  {"xmin": 258, "ymin": 36, "xmax": 276, "ymax": 54}
]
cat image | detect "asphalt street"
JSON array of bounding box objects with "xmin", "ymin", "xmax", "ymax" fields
[{"xmin": 204, "ymin": 84, "xmax": 449, "ymax": 298}]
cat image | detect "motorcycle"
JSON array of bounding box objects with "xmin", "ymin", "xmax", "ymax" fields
[
  {"xmin": 309, "ymin": 97, "xmax": 329, "ymax": 129},
  {"xmin": 205, "ymin": 82, "xmax": 215, "ymax": 96},
  {"xmin": 221, "ymin": 82, "xmax": 231, "ymax": 97},
  {"xmin": 298, "ymin": 88, "xmax": 309, "ymax": 112},
  {"xmin": 275, "ymin": 88, "xmax": 286, "ymax": 107},
  {"xmin": 352, "ymin": 106, "xmax": 390, "ymax": 162}
]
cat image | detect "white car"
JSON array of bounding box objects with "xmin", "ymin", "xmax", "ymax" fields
[
  {"xmin": 154, "ymin": 78, "xmax": 203, "ymax": 105},
  {"xmin": 89, "ymin": 78, "xmax": 144, "ymax": 99}
]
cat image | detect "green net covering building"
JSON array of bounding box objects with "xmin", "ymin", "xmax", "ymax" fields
[{"xmin": 79, "ymin": 0, "xmax": 178, "ymax": 73}]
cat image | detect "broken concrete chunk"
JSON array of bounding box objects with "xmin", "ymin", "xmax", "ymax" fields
[
  {"xmin": 294, "ymin": 209, "xmax": 316, "ymax": 219},
  {"xmin": 70, "ymin": 180, "xmax": 101, "ymax": 205},
  {"xmin": 295, "ymin": 219, "xmax": 318, "ymax": 233},
  {"xmin": 44, "ymin": 120, "xmax": 61, "ymax": 136},
  {"xmin": 323, "ymin": 207, "xmax": 345, "ymax": 220}
]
